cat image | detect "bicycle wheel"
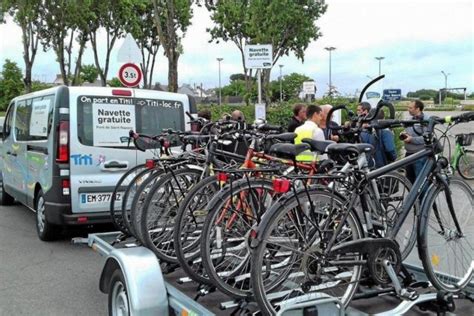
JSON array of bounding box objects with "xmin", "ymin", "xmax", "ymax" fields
[
  {"xmin": 251, "ymin": 188, "xmax": 363, "ymax": 315},
  {"xmin": 141, "ymin": 168, "xmax": 203, "ymax": 263},
  {"xmin": 129, "ymin": 169, "xmax": 166, "ymax": 242},
  {"xmin": 200, "ymin": 178, "xmax": 277, "ymax": 299},
  {"xmin": 174, "ymin": 175, "xmax": 221, "ymax": 285},
  {"xmin": 110, "ymin": 164, "xmax": 146, "ymax": 232},
  {"xmin": 121, "ymin": 168, "xmax": 159, "ymax": 235},
  {"xmin": 457, "ymin": 150, "xmax": 474, "ymax": 180},
  {"xmin": 419, "ymin": 177, "xmax": 474, "ymax": 292},
  {"xmin": 375, "ymin": 171, "xmax": 418, "ymax": 260}
]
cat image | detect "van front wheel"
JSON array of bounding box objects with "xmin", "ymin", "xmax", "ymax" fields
[
  {"xmin": 0, "ymin": 178, "xmax": 14, "ymax": 206},
  {"xmin": 36, "ymin": 190, "xmax": 61, "ymax": 241}
]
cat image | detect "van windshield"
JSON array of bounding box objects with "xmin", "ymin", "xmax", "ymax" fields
[{"xmin": 77, "ymin": 95, "xmax": 184, "ymax": 148}]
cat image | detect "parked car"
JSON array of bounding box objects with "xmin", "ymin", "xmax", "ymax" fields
[{"xmin": 0, "ymin": 86, "xmax": 196, "ymax": 240}]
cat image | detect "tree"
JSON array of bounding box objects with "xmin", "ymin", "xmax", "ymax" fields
[
  {"xmin": 152, "ymin": 0, "xmax": 193, "ymax": 92},
  {"xmin": 207, "ymin": 0, "xmax": 327, "ymax": 103},
  {"xmin": 39, "ymin": 0, "xmax": 94, "ymax": 86},
  {"xmin": 221, "ymin": 80, "xmax": 247, "ymax": 97},
  {"xmin": 2, "ymin": 0, "xmax": 43, "ymax": 92},
  {"xmin": 80, "ymin": 64, "xmax": 100, "ymax": 83},
  {"xmin": 280, "ymin": 72, "xmax": 311, "ymax": 100},
  {"xmin": 0, "ymin": 60, "xmax": 24, "ymax": 110},
  {"xmin": 107, "ymin": 77, "xmax": 123, "ymax": 87},
  {"xmin": 229, "ymin": 73, "xmax": 247, "ymax": 82},
  {"xmin": 88, "ymin": 0, "xmax": 134, "ymax": 86},
  {"xmin": 128, "ymin": 1, "xmax": 160, "ymax": 89}
]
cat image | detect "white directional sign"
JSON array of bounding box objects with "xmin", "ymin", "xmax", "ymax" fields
[
  {"xmin": 303, "ymin": 81, "xmax": 316, "ymax": 95},
  {"xmin": 244, "ymin": 45, "xmax": 273, "ymax": 69}
]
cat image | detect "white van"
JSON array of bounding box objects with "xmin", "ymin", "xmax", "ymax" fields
[{"xmin": 0, "ymin": 86, "xmax": 196, "ymax": 240}]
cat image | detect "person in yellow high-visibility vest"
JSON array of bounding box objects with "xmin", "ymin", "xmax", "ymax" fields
[{"xmin": 294, "ymin": 105, "xmax": 325, "ymax": 162}]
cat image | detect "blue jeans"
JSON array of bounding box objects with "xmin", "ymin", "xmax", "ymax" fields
[{"xmin": 405, "ymin": 153, "xmax": 427, "ymax": 184}]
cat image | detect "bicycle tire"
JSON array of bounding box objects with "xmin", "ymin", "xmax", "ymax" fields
[
  {"xmin": 251, "ymin": 187, "xmax": 363, "ymax": 315},
  {"xmin": 141, "ymin": 168, "xmax": 203, "ymax": 263},
  {"xmin": 418, "ymin": 177, "xmax": 474, "ymax": 292},
  {"xmin": 375, "ymin": 171, "xmax": 418, "ymax": 260},
  {"xmin": 109, "ymin": 164, "xmax": 147, "ymax": 233},
  {"xmin": 129, "ymin": 169, "xmax": 166, "ymax": 242},
  {"xmin": 200, "ymin": 178, "xmax": 279, "ymax": 299},
  {"xmin": 457, "ymin": 150, "xmax": 474, "ymax": 180},
  {"xmin": 174, "ymin": 175, "xmax": 221, "ymax": 285},
  {"xmin": 121, "ymin": 168, "xmax": 159, "ymax": 235}
]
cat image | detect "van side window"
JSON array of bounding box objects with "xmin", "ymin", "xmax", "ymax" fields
[
  {"xmin": 29, "ymin": 95, "xmax": 54, "ymax": 141},
  {"xmin": 14, "ymin": 100, "xmax": 32, "ymax": 141},
  {"xmin": 3, "ymin": 101, "xmax": 15, "ymax": 138}
]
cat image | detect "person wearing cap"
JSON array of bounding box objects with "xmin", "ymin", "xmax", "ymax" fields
[{"xmin": 287, "ymin": 104, "xmax": 307, "ymax": 132}]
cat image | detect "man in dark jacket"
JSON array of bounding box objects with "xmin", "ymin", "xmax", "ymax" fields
[
  {"xmin": 287, "ymin": 104, "xmax": 307, "ymax": 132},
  {"xmin": 400, "ymin": 100, "xmax": 430, "ymax": 183}
]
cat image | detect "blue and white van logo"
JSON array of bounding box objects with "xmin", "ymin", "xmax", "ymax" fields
[{"xmin": 71, "ymin": 154, "xmax": 93, "ymax": 166}]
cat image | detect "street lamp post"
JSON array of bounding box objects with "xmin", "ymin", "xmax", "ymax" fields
[
  {"xmin": 279, "ymin": 64, "xmax": 284, "ymax": 103},
  {"xmin": 375, "ymin": 56, "xmax": 385, "ymax": 76},
  {"xmin": 217, "ymin": 57, "xmax": 223, "ymax": 105},
  {"xmin": 324, "ymin": 47, "xmax": 336, "ymax": 97},
  {"xmin": 441, "ymin": 70, "xmax": 450, "ymax": 104}
]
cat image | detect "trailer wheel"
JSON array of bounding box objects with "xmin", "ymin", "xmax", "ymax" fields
[{"xmin": 109, "ymin": 268, "xmax": 130, "ymax": 316}]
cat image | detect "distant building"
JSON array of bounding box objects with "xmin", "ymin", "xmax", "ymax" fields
[{"xmin": 52, "ymin": 74, "xmax": 64, "ymax": 85}]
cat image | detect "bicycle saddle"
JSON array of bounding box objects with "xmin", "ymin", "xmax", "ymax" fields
[
  {"xmin": 269, "ymin": 143, "xmax": 310, "ymax": 160},
  {"xmin": 327, "ymin": 143, "xmax": 374, "ymax": 163},
  {"xmin": 302, "ymin": 139, "xmax": 335, "ymax": 154},
  {"xmin": 265, "ymin": 132, "xmax": 297, "ymax": 143}
]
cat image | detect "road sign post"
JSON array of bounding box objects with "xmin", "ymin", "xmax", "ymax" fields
[{"xmin": 244, "ymin": 44, "xmax": 273, "ymax": 119}]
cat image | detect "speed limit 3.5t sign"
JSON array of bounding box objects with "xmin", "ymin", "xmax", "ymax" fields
[{"xmin": 118, "ymin": 63, "xmax": 142, "ymax": 87}]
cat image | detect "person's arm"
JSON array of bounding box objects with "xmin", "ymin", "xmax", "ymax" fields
[{"xmin": 403, "ymin": 126, "xmax": 424, "ymax": 145}]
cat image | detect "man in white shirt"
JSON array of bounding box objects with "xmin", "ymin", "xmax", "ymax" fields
[{"xmin": 294, "ymin": 105, "xmax": 325, "ymax": 161}]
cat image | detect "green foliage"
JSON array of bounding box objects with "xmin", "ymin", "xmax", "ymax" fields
[
  {"xmin": 277, "ymin": 72, "xmax": 312, "ymax": 101},
  {"xmin": 221, "ymin": 80, "xmax": 247, "ymax": 97},
  {"xmin": 107, "ymin": 77, "xmax": 123, "ymax": 87},
  {"xmin": 80, "ymin": 64, "xmax": 100, "ymax": 83},
  {"xmin": 152, "ymin": 0, "xmax": 194, "ymax": 92},
  {"xmin": 230, "ymin": 73, "xmax": 247, "ymax": 82},
  {"xmin": 407, "ymin": 89, "xmax": 465, "ymax": 104},
  {"xmin": 31, "ymin": 80, "xmax": 53, "ymax": 92},
  {"xmin": 207, "ymin": 0, "xmax": 327, "ymax": 102},
  {"xmin": 0, "ymin": 59, "xmax": 23, "ymax": 110},
  {"xmin": 2, "ymin": 0, "xmax": 43, "ymax": 92}
]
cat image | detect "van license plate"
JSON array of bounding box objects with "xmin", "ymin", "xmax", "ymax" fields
[{"xmin": 80, "ymin": 193, "xmax": 122, "ymax": 204}]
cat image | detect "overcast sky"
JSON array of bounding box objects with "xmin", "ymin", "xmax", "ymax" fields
[{"xmin": 0, "ymin": 0, "xmax": 472, "ymax": 96}]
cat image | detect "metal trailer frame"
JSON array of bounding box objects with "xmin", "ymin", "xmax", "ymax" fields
[{"xmin": 80, "ymin": 231, "xmax": 473, "ymax": 316}]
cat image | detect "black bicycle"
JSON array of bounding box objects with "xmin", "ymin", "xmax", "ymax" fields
[{"xmin": 250, "ymin": 111, "xmax": 474, "ymax": 315}]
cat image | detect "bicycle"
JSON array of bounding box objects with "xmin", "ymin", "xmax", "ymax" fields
[
  {"xmin": 249, "ymin": 111, "xmax": 474, "ymax": 315},
  {"xmin": 451, "ymin": 133, "xmax": 473, "ymax": 180}
]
